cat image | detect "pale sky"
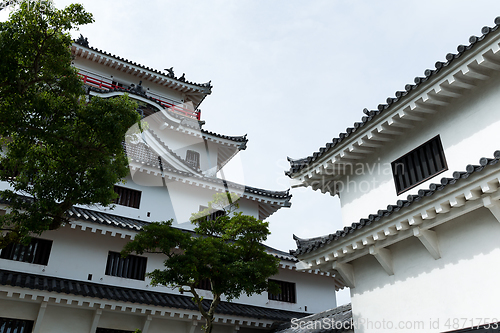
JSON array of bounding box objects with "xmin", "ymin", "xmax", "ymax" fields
[{"xmin": 4, "ymin": 0, "xmax": 500, "ymax": 305}]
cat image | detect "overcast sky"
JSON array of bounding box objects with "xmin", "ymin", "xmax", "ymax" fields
[{"xmin": 4, "ymin": 0, "xmax": 500, "ymax": 305}]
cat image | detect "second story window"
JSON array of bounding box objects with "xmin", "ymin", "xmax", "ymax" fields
[
  {"xmin": 113, "ymin": 186, "xmax": 141, "ymax": 209},
  {"xmin": 391, "ymin": 135, "xmax": 447, "ymax": 195},
  {"xmin": 268, "ymin": 279, "xmax": 296, "ymax": 303},
  {"xmin": 186, "ymin": 150, "xmax": 200, "ymax": 169},
  {"xmin": 105, "ymin": 251, "xmax": 147, "ymax": 281},
  {"xmin": 0, "ymin": 237, "xmax": 52, "ymax": 265},
  {"xmin": 195, "ymin": 278, "xmax": 212, "ymax": 291}
]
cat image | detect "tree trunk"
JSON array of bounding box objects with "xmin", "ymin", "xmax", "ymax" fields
[{"xmin": 203, "ymin": 316, "xmax": 214, "ymax": 333}]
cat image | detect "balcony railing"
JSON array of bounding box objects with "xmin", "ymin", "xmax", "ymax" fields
[{"xmin": 78, "ymin": 73, "xmax": 201, "ymax": 120}]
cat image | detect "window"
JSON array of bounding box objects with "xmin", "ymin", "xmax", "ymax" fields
[
  {"xmin": 113, "ymin": 186, "xmax": 141, "ymax": 209},
  {"xmin": 105, "ymin": 251, "xmax": 147, "ymax": 281},
  {"xmin": 96, "ymin": 329, "xmax": 134, "ymax": 333},
  {"xmin": 268, "ymin": 279, "xmax": 296, "ymax": 303},
  {"xmin": 196, "ymin": 206, "xmax": 225, "ymax": 223},
  {"xmin": 195, "ymin": 278, "xmax": 211, "ymax": 291},
  {"xmin": 186, "ymin": 150, "xmax": 200, "ymax": 169},
  {"xmin": 391, "ymin": 135, "xmax": 447, "ymax": 195},
  {"xmin": 0, "ymin": 317, "xmax": 34, "ymax": 333},
  {"xmin": 0, "ymin": 238, "xmax": 52, "ymax": 265}
]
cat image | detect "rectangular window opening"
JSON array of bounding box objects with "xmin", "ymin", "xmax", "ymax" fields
[
  {"xmin": 0, "ymin": 316, "xmax": 34, "ymax": 333},
  {"xmin": 195, "ymin": 278, "xmax": 211, "ymax": 291},
  {"xmin": 268, "ymin": 279, "xmax": 296, "ymax": 303},
  {"xmin": 186, "ymin": 150, "xmax": 200, "ymax": 169},
  {"xmin": 113, "ymin": 186, "xmax": 141, "ymax": 209},
  {"xmin": 105, "ymin": 251, "xmax": 147, "ymax": 281},
  {"xmin": 391, "ymin": 135, "xmax": 447, "ymax": 195},
  {"xmin": 0, "ymin": 238, "xmax": 52, "ymax": 266}
]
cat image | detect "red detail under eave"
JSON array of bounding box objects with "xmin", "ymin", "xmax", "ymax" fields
[{"xmin": 78, "ymin": 73, "xmax": 201, "ymax": 120}]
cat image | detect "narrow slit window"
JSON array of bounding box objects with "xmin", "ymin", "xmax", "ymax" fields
[{"xmin": 391, "ymin": 135, "xmax": 447, "ymax": 195}]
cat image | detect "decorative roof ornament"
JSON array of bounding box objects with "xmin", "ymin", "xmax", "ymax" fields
[
  {"xmin": 179, "ymin": 73, "xmax": 186, "ymax": 82},
  {"xmin": 75, "ymin": 34, "xmax": 89, "ymax": 47},
  {"xmin": 129, "ymin": 80, "xmax": 145, "ymax": 96},
  {"xmin": 165, "ymin": 67, "xmax": 174, "ymax": 78}
]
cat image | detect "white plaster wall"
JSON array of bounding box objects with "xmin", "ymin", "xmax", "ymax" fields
[
  {"xmin": 89, "ymin": 172, "xmax": 257, "ymax": 227},
  {"xmin": 98, "ymin": 311, "xmax": 146, "ymax": 331},
  {"xmin": 350, "ymin": 208, "xmax": 500, "ymax": 333},
  {"xmin": 338, "ymin": 72, "xmax": 500, "ymax": 227},
  {"xmin": 94, "ymin": 174, "xmax": 175, "ymax": 222},
  {"xmin": 38, "ymin": 305, "xmax": 94, "ymax": 333},
  {"xmin": 268, "ymin": 267, "xmax": 337, "ymax": 314},
  {"xmin": 0, "ymin": 224, "xmax": 335, "ymax": 313},
  {"xmin": 0, "ymin": 298, "xmax": 39, "ymax": 321},
  {"xmin": 0, "ymin": 223, "xmax": 167, "ymax": 290}
]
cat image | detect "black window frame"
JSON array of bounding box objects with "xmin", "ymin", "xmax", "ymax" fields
[
  {"xmin": 0, "ymin": 237, "xmax": 52, "ymax": 266},
  {"xmin": 0, "ymin": 316, "xmax": 34, "ymax": 333},
  {"xmin": 186, "ymin": 150, "xmax": 200, "ymax": 169},
  {"xmin": 113, "ymin": 186, "xmax": 142, "ymax": 209},
  {"xmin": 105, "ymin": 251, "xmax": 147, "ymax": 281},
  {"xmin": 391, "ymin": 135, "xmax": 448, "ymax": 195},
  {"xmin": 268, "ymin": 279, "xmax": 296, "ymax": 303}
]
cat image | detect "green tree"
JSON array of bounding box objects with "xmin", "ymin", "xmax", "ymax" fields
[
  {"xmin": 0, "ymin": 1, "xmax": 140, "ymax": 247},
  {"xmin": 122, "ymin": 194, "xmax": 281, "ymax": 333}
]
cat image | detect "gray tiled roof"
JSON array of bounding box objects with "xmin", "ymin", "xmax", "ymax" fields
[
  {"xmin": 67, "ymin": 206, "xmax": 296, "ymax": 262},
  {"xmin": 274, "ymin": 304, "xmax": 352, "ymax": 333},
  {"xmin": 129, "ymin": 129, "xmax": 202, "ymax": 173},
  {"xmin": 0, "ymin": 269, "xmax": 307, "ymax": 322},
  {"xmin": 125, "ymin": 140, "xmax": 291, "ymax": 205},
  {"xmin": 264, "ymin": 245, "xmax": 298, "ymax": 262},
  {"xmin": 67, "ymin": 206, "xmax": 150, "ymax": 231},
  {"xmin": 291, "ymin": 151, "xmax": 500, "ymax": 256},
  {"xmin": 286, "ymin": 17, "xmax": 500, "ymax": 177},
  {"xmin": 200, "ymin": 130, "xmax": 248, "ymax": 143},
  {"xmin": 74, "ymin": 39, "xmax": 212, "ymax": 91}
]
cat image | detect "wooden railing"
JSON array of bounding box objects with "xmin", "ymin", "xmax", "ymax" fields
[{"xmin": 78, "ymin": 73, "xmax": 201, "ymax": 120}]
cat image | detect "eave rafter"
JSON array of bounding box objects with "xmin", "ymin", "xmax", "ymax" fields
[
  {"xmin": 291, "ymin": 34, "xmax": 500, "ymax": 193},
  {"xmin": 295, "ymin": 168, "xmax": 500, "ymax": 290}
]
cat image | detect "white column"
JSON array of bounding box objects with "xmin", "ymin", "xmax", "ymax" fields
[
  {"xmin": 89, "ymin": 309, "xmax": 102, "ymax": 333},
  {"xmin": 142, "ymin": 315, "xmax": 153, "ymax": 333},
  {"xmin": 33, "ymin": 301, "xmax": 48, "ymax": 333}
]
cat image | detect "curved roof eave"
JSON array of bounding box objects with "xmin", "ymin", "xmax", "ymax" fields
[
  {"xmin": 86, "ymin": 87, "xmax": 248, "ymax": 148},
  {"xmin": 72, "ymin": 41, "xmax": 212, "ymax": 96},
  {"xmin": 127, "ymin": 162, "xmax": 292, "ymax": 209},
  {"xmin": 291, "ymin": 150, "xmax": 500, "ymax": 257},
  {"xmin": 287, "ymin": 16, "xmax": 500, "ymax": 178}
]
